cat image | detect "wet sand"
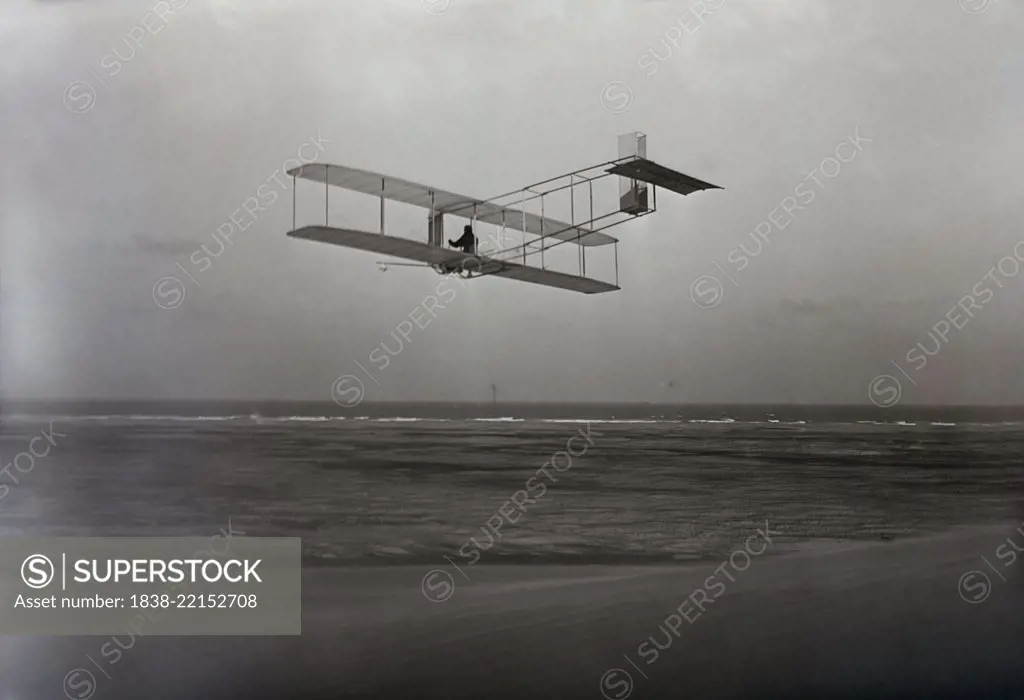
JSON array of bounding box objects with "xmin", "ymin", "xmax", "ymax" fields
[{"xmin": 5, "ymin": 523, "xmax": 1022, "ymax": 699}]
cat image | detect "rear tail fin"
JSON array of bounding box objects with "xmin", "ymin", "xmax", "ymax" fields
[{"xmin": 617, "ymin": 132, "xmax": 650, "ymax": 214}]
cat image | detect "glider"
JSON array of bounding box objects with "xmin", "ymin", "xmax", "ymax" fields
[{"xmin": 286, "ymin": 132, "xmax": 721, "ymax": 294}]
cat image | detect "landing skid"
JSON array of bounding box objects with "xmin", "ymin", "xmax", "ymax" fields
[
  {"xmin": 376, "ymin": 261, "xmax": 430, "ymax": 272},
  {"xmin": 376, "ymin": 260, "xmax": 475, "ymax": 279}
]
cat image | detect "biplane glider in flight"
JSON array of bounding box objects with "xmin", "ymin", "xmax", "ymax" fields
[{"xmin": 286, "ymin": 133, "xmax": 721, "ymax": 294}]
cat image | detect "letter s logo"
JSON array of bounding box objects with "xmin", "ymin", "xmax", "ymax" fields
[
  {"xmin": 421, "ymin": 569, "xmax": 454, "ymax": 602},
  {"xmin": 152, "ymin": 277, "xmax": 185, "ymax": 310}
]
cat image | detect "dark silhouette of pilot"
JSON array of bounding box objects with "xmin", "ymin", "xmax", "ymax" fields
[{"xmin": 448, "ymin": 225, "xmax": 477, "ymax": 254}]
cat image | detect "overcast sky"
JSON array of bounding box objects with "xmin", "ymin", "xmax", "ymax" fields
[{"xmin": 1, "ymin": 0, "xmax": 1022, "ymax": 404}]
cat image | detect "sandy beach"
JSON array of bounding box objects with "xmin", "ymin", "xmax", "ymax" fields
[{"xmin": 3, "ymin": 522, "xmax": 1019, "ymax": 700}]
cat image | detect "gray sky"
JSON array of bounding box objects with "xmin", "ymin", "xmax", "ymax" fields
[{"xmin": 2, "ymin": 0, "xmax": 1022, "ymax": 404}]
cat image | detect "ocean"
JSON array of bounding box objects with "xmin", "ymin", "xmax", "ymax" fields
[{"xmin": 3, "ymin": 401, "xmax": 1021, "ymax": 566}]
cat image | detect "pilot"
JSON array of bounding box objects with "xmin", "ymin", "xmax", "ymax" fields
[{"xmin": 448, "ymin": 225, "xmax": 477, "ymax": 254}]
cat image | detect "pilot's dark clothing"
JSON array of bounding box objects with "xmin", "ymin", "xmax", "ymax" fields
[{"xmin": 449, "ymin": 226, "xmax": 477, "ymax": 254}]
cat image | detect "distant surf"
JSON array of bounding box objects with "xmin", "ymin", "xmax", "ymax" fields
[
  {"xmin": 5, "ymin": 400, "xmax": 1024, "ymax": 427},
  {"xmin": 0, "ymin": 413, "xmax": 1008, "ymax": 428}
]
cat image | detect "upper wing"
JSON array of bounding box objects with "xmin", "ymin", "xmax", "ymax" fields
[
  {"xmin": 287, "ymin": 225, "xmax": 619, "ymax": 294},
  {"xmin": 288, "ymin": 163, "xmax": 617, "ymax": 247},
  {"xmin": 289, "ymin": 163, "xmax": 473, "ymax": 211}
]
